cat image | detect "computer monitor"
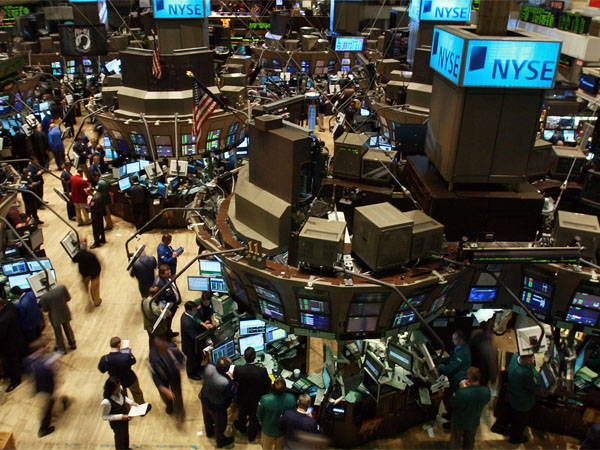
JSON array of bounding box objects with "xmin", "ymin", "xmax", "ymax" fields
[
  {"xmin": 26, "ymin": 258, "xmax": 52, "ymax": 272},
  {"xmin": 169, "ymin": 160, "xmax": 188, "ymax": 176},
  {"xmin": 156, "ymin": 145, "xmax": 173, "ymax": 157},
  {"xmin": 105, "ymin": 58, "xmax": 121, "ymax": 74},
  {"xmin": 144, "ymin": 162, "xmax": 164, "ymax": 179},
  {"xmin": 212, "ymin": 339, "xmax": 236, "ymax": 362},
  {"xmin": 574, "ymin": 350, "xmax": 586, "ymax": 373},
  {"xmin": 543, "ymin": 129, "xmax": 554, "ymax": 140},
  {"xmin": 157, "ymin": 182, "xmax": 166, "ymax": 198},
  {"xmin": 539, "ymin": 362, "xmax": 556, "ymax": 394},
  {"xmin": 210, "ymin": 277, "xmax": 228, "ymax": 294},
  {"xmin": 298, "ymin": 296, "xmax": 329, "ymax": 314},
  {"xmin": 258, "ymin": 300, "xmax": 285, "ymax": 322},
  {"xmin": 239, "ymin": 319, "xmax": 266, "ymax": 336},
  {"xmin": 565, "ymin": 306, "xmax": 600, "ymax": 327},
  {"xmin": 523, "ymin": 276, "xmax": 553, "ymax": 297},
  {"xmin": 187, "ymin": 276, "xmax": 210, "ymax": 291},
  {"xmin": 363, "ymin": 351, "xmax": 384, "ymax": 381},
  {"xmin": 346, "ymin": 316, "xmax": 378, "ymax": 332},
  {"xmin": 2, "ymin": 260, "xmax": 28, "ymax": 276},
  {"xmin": 572, "ymin": 292, "xmax": 600, "ymax": 310},
  {"xmin": 335, "ymin": 36, "xmax": 365, "ymax": 52},
  {"xmin": 521, "ymin": 291, "xmax": 551, "ymax": 315},
  {"xmin": 265, "ymin": 325, "xmax": 287, "ymax": 343},
  {"xmin": 126, "ymin": 162, "xmax": 141, "ymax": 175},
  {"xmin": 563, "ymin": 130, "xmax": 576, "ymax": 143},
  {"xmin": 253, "ymin": 283, "xmax": 281, "ymax": 304},
  {"xmin": 399, "ymin": 294, "xmax": 427, "ymax": 310},
  {"xmin": 322, "ymin": 366, "xmax": 331, "ymax": 389},
  {"xmin": 299, "ymin": 312, "xmax": 330, "ymax": 331},
  {"xmin": 117, "ymin": 140, "xmax": 129, "ymax": 154},
  {"xmin": 468, "ymin": 287, "xmax": 498, "ymax": 302},
  {"xmin": 516, "ymin": 324, "xmax": 552, "ymax": 354},
  {"xmin": 27, "ymin": 269, "xmax": 56, "ymax": 297},
  {"xmin": 8, "ymin": 273, "xmax": 31, "ymax": 290},
  {"xmin": 118, "ymin": 177, "xmax": 132, "ymax": 191},
  {"xmin": 392, "ymin": 310, "xmax": 416, "ymax": 327},
  {"xmin": 360, "ymin": 108, "xmax": 369, "ymax": 117},
  {"xmin": 105, "ymin": 148, "xmax": 115, "ymax": 160},
  {"xmin": 200, "ymin": 260, "xmax": 223, "ymax": 277},
  {"xmin": 239, "ymin": 333, "xmax": 265, "ymax": 354},
  {"xmin": 387, "ymin": 341, "xmax": 413, "ymax": 371}
]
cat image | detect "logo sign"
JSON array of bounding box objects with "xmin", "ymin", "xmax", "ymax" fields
[
  {"xmin": 409, "ymin": 0, "xmax": 471, "ymax": 21},
  {"xmin": 430, "ymin": 27, "xmax": 465, "ymax": 84},
  {"xmin": 153, "ymin": 0, "xmax": 210, "ymax": 19},
  {"xmin": 462, "ymin": 40, "xmax": 561, "ymax": 88}
]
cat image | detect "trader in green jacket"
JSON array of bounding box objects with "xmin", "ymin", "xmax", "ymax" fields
[
  {"xmin": 450, "ymin": 367, "xmax": 491, "ymax": 449},
  {"xmin": 257, "ymin": 377, "xmax": 296, "ymax": 450},
  {"xmin": 506, "ymin": 353, "xmax": 540, "ymax": 444},
  {"xmin": 439, "ymin": 330, "xmax": 472, "ymax": 428},
  {"xmin": 96, "ymin": 175, "xmax": 113, "ymax": 229}
]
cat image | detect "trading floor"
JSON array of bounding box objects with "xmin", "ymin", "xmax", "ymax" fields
[{"xmin": 0, "ymin": 121, "xmax": 582, "ymax": 450}]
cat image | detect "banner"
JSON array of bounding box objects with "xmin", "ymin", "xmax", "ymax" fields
[{"xmin": 58, "ymin": 24, "xmax": 108, "ymax": 56}]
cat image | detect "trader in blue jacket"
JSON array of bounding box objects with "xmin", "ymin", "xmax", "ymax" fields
[
  {"xmin": 157, "ymin": 234, "xmax": 181, "ymax": 275},
  {"xmin": 439, "ymin": 329, "xmax": 471, "ymax": 428}
]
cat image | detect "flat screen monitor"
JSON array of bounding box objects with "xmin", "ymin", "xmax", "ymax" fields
[
  {"xmin": 117, "ymin": 140, "xmax": 129, "ymax": 154},
  {"xmin": 572, "ymin": 292, "xmax": 600, "ymax": 310},
  {"xmin": 523, "ymin": 277, "xmax": 553, "ymax": 297},
  {"xmin": 298, "ymin": 297, "xmax": 329, "ymax": 314},
  {"xmin": 133, "ymin": 144, "xmax": 148, "ymax": 156},
  {"xmin": 300, "ymin": 61, "xmax": 310, "ymax": 73},
  {"xmin": 212, "ymin": 339, "xmax": 236, "ymax": 362},
  {"xmin": 27, "ymin": 269, "xmax": 56, "ymax": 297},
  {"xmin": 119, "ymin": 165, "xmax": 127, "ymax": 178},
  {"xmin": 335, "ymin": 36, "xmax": 365, "ymax": 52},
  {"xmin": 39, "ymin": 102, "xmax": 49, "ymax": 112},
  {"xmin": 200, "ymin": 260, "xmax": 223, "ymax": 277},
  {"xmin": 157, "ymin": 182, "xmax": 166, "ymax": 198},
  {"xmin": 400, "ymin": 294, "xmax": 427, "ymax": 310},
  {"xmin": 346, "ymin": 316, "xmax": 378, "ymax": 332},
  {"xmin": 388, "ymin": 341, "xmax": 413, "ymax": 371},
  {"xmin": 392, "ymin": 310, "xmax": 416, "ymax": 327},
  {"xmin": 468, "ymin": 287, "xmax": 498, "ymax": 302},
  {"xmin": 299, "ymin": 312, "xmax": 330, "ymax": 331},
  {"xmin": 2, "ymin": 260, "xmax": 28, "ymax": 276},
  {"xmin": 539, "ymin": 362, "xmax": 556, "ymax": 393},
  {"xmin": 181, "ymin": 134, "xmax": 196, "ymax": 155},
  {"xmin": 543, "ymin": 129, "xmax": 554, "ymax": 140},
  {"xmin": 105, "ymin": 58, "xmax": 121, "ymax": 74},
  {"xmin": 239, "ymin": 333, "xmax": 265, "ymax": 354},
  {"xmin": 565, "ymin": 306, "xmax": 600, "ymax": 327},
  {"xmin": 259, "ymin": 299, "xmax": 285, "ymax": 322},
  {"xmin": 169, "ymin": 160, "xmax": 188, "ymax": 176},
  {"xmin": 575, "ymin": 350, "xmax": 586, "ymax": 373},
  {"xmin": 26, "ymin": 258, "xmax": 52, "ymax": 272},
  {"xmin": 129, "ymin": 133, "xmax": 146, "ymax": 145},
  {"xmin": 126, "ymin": 162, "xmax": 140, "ymax": 175},
  {"xmin": 521, "ymin": 291, "xmax": 551, "ymax": 315},
  {"xmin": 322, "ymin": 366, "xmax": 331, "ymax": 389},
  {"xmin": 118, "ymin": 177, "xmax": 132, "ymax": 191},
  {"xmin": 8, "ymin": 273, "xmax": 31, "ymax": 290},
  {"xmin": 253, "ymin": 284, "xmax": 281, "ymax": 304},
  {"xmin": 239, "ymin": 319, "xmax": 266, "ymax": 336},
  {"xmin": 210, "ymin": 277, "xmax": 228, "ymax": 294},
  {"xmin": 430, "ymin": 293, "xmax": 449, "ymax": 313},
  {"xmin": 364, "ymin": 351, "xmax": 384, "ymax": 380},
  {"xmin": 360, "ymin": 108, "xmax": 369, "ymax": 117},
  {"xmin": 563, "ymin": 129, "xmax": 576, "ymax": 143},
  {"xmin": 265, "ymin": 325, "xmax": 287, "ymax": 343},
  {"xmin": 188, "ymin": 276, "xmax": 210, "ymax": 291}
]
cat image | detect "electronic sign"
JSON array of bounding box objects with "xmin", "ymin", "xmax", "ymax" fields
[
  {"xmin": 520, "ymin": 5, "xmax": 558, "ymax": 28},
  {"xmin": 409, "ymin": 0, "xmax": 471, "ymax": 22},
  {"xmin": 430, "ymin": 27, "xmax": 464, "ymax": 85},
  {"xmin": 462, "ymin": 39, "xmax": 560, "ymax": 88},
  {"xmin": 334, "ymin": 37, "xmax": 365, "ymax": 52},
  {"xmin": 153, "ymin": 0, "xmax": 210, "ymax": 19}
]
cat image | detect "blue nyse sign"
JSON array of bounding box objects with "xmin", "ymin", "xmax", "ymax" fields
[
  {"xmin": 153, "ymin": 0, "xmax": 210, "ymax": 19},
  {"xmin": 409, "ymin": 0, "xmax": 472, "ymax": 21},
  {"xmin": 430, "ymin": 27, "xmax": 465, "ymax": 84},
  {"xmin": 462, "ymin": 40, "xmax": 561, "ymax": 88}
]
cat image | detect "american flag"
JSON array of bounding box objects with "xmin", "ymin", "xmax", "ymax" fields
[
  {"xmin": 250, "ymin": 4, "xmax": 260, "ymax": 22},
  {"xmin": 152, "ymin": 37, "xmax": 162, "ymax": 80},
  {"xmin": 192, "ymin": 78, "xmax": 219, "ymax": 142}
]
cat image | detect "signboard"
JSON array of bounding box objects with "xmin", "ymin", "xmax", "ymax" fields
[
  {"xmin": 0, "ymin": 6, "xmax": 29, "ymax": 28},
  {"xmin": 334, "ymin": 37, "xmax": 365, "ymax": 52},
  {"xmin": 520, "ymin": 4, "xmax": 558, "ymax": 27},
  {"xmin": 430, "ymin": 27, "xmax": 465, "ymax": 85},
  {"xmin": 153, "ymin": 0, "xmax": 210, "ymax": 19},
  {"xmin": 557, "ymin": 12, "xmax": 591, "ymax": 35},
  {"xmin": 462, "ymin": 40, "xmax": 560, "ymax": 88},
  {"xmin": 409, "ymin": 0, "xmax": 471, "ymax": 22},
  {"xmin": 519, "ymin": 4, "xmax": 591, "ymax": 35}
]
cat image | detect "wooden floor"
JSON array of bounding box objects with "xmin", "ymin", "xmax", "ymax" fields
[{"xmin": 0, "ymin": 121, "xmax": 582, "ymax": 449}]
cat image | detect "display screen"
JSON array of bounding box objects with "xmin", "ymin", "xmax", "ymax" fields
[
  {"xmin": 239, "ymin": 333, "xmax": 265, "ymax": 354},
  {"xmin": 430, "ymin": 293, "xmax": 448, "ymax": 313},
  {"xmin": 105, "ymin": 58, "xmax": 121, "ymax": 74},
  {"xmin": 106, "ymin": 148, "xmax": 115, "ymax": 160},
  {"xmin": 239, "ymin": 319, "xmax": 266, "ymax": 336},
  {"xmin": 299, "ymin": 312, "xmax": 330, "ymax": 331},
  {"xmin": 565, "ymin": 306, "xmax": 600, "ymax": 326},
  {"xmin": 126, "ymin": 162, "xmax": 140, "ymax": 175},
  {"xmin": 130, "ymin": 133, "xmax": 146, "ymax": 145},
  {"xmin": 364, "ymin": 351, "xmax": 384, "ymax": 380},
  {"xmin": 188, "ymin": 276, "xmax": 210, "ymax": 291},
  {"xmin": 212, "ymin": 339, "xmax": 236, "ymax": 361},
  {"xmin": 521, "ymin": 291, "xmax": 551, "ymax": 314},
  {"xmin": 572, "ymin": 292, "xmax": 600, "ymax": 310},
  {"xmin": 468, "ymin": 287, "xmax": 498, "ymax": 302},
  {"xmin": 298, "ymin": 297, "xmax": 329, "ymax": 314},
  {"xmin": 117, "ymin": 140, "xmax": 129, "ymax": 154},
  {"xmin": 26, "ymin": 258, "xmax": 52, "ymax": 272},
  {"xmin": 200, "ymin": 260, "xmax": 223, "ymax": 277},
  {"xmin": 8, "ymin": 273, "xmax": 31, "ymax": 290},
  {"xmin": 153, "ymin": 0, "xmax": 210, "ymax": 19},
  {"xmin": 523, "ymin": 276, "xmax": 553, "ymax": 297},
  {"xmin": 207, "ymin": 129, "xmax": 221, "ymax": 141},
  {"xmin": 410, "ymin": 0, "xmax": 471, "ymax": 21},
  {"xmin": 265, "ymin": 325, "xmax": 287, "ymax": 343},
  {"xmin": 156, "ymin": 145, "xmax": 173, "ymax": 157},
  {"xmin": 399, "ymin": 294, "xmax": 427, "ymax": 311},
  {"xmin": 346, "ymin": 316, "xmax": 378, "ymax": 332},
  {"xmin": 430, "ymin": 27, "xmax": 465, "ymax": 85},
  {"xmin": 154, "ymin": 135, "xmax": 171, "ymax": 146},
  {"xmin": 118, "ymin": 177, "xmax": 132, "ymax": 191},
  {"xmin": 334, "ymin": 37, "xmax": 365, "ymax": 52},
  {"xmin": 209, "ymin": 277, "xmax": 228, "ymax": 293},
  {"xmin": 563, "ymin": 130, "xmax": 576, "ymax": 143},
  {"xmin": 388, "ymin": 342, "xmax": 412, "ymax": 371},
  {"xmin": 259, "ymin": 299, "xmax": 285, "ymax": 321},
  {"xmin": 253, "ymin": 284, "xmax": 281, "ymax": 304},
  {"xmin": 2, "ymin": 260, "xmax": 28, "ymax": 276},
  {"xmin": 300, "ymin": 61, "xmax": 310, "ymax": 73}
]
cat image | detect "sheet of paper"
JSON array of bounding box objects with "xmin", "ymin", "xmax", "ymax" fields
[
  {"xmin": 128, "ymin": 403, "xmax": 149, "ymax": 417},
  {"xmin": 307, "ymin": 372, "xmax": 324, "ymax": 388},
  {"xmin": 284, "ymin": 379, "xmax": 294, "ymax": 389},
  {"xmin": 280, "ymin": 369, "xmax": 293, "ymax": 378},
  {"xmin": 345, "ymin": 390, "xmax": 360, "ymax": 403},
  {"xmin": 419, "ymin": 387, "xmax": 432, "ymax": 406},
  {"xmin": 314, "ymin": 388, "xmax": 325, "ymax": 406}
]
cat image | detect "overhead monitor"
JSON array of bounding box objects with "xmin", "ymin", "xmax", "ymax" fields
[
  {"xmin": 521, "ymin": 291, "xmax": 551, "ymax": 315},
  {"xmin": 392, "ymin": 310, "xmax": 416, "ymax": 327},
  {"xmin": 181, "ymin": 134, "xmax": 196, "ymax": 156},
  {"xmin": 299, "ymin": 312, "xmax": 330, "ymax": 331},
  {"xmin": 265, "ymin": 325, "xmax": 287, "ymax": 343},
  {"xmin": 212, "ymin": 339, "xmax": 236, "ymax": 362},
  {"xmin": 200, "ymin": 259, "xmax": 223, "ymax": 277},
  {"xmin": 363, "ymin": 350, "xmax": 384, "ymax": 381},
  {"xmin": 133, "ymin": 144, "xmax": 148, "ymax": 156},
  {"xmin": 240, "ymin": 319, "xmax": 266, "ymax": 336},
  {"xmin": 187, "ymin": 276, "xmax": 210, "ymax": 291},
  {"xmin": 129, "ymin": 133, "xmax": 145, "ymax": 145},
  {"xmin": 468, "ymin": 287, "xmax": 498, "ymax": 302},
  {"xmin": 297, "ymin": 294, "xmax": 330, "ymax": 314},
  {"xmin": 239, "ymin": 333, "xmax": 265, "ymax": 354},
  {"xmin": 388, "ymin": 341, "xmax": 413, "ymax": 371},
  {"xmin": 399, "ymin": 293, "xmax": 427, "ymax": 311},
  {"xmin": 118, "ymin": 177, "xmax": 132, "ymax": 191},
  {"xmin": 572, "ymin": 292, "xmax": 600, "ymax": 310},
  {"xmin": 259, "ymin": 300, "xmax": 285, "ymax": 322},
  {"xmin": 117, "ymin": 140, "xmax": 129, "ymax": 154},
  {"xmin": 209, "ymin": 277, "xmax": 228, "ymax": 293},
  {"xmin": 565, "ymin": 306, "xmax": 600, "ymax": 327},
  {"xmin": 253, "ymin": 283, "xmax": 281, "ymax": 304},
  {"xmin": 346, "ymin": 316, "xmax": 378, "ymax": 333},
  {"xmin": 26, "ymin": 258, "xmax": 52, "ymax": 272},
  {"xmin": 2, "ymin": 260, "xmax": 28, "ymax": 276},
  {"xmin": 334, "ymin": 36, "xmax": 365, "ymax": 52}
]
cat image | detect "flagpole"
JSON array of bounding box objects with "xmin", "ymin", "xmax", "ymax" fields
[{"xmin": 174, "ymin": 111, "xmax": 180, "ymax": 178}]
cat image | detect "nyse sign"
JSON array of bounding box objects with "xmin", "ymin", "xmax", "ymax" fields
[
  {"xmin": 153, "ymin": 0, "xmax": 210, "ymax": 19},
  {"xmin": 462, "ymin": 40, "xmax": 561, "ymax": 88},
  {"xmin": 409, "ymin": 0, "xmax": 472, "ymax": 22},
  {"xmin": 429, "ymin": 28, "xmax": 465, "ymax": 85}
]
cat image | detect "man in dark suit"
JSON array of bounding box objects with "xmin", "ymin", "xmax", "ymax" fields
[
  {"xmin": 98, "ymin": 336, "xmax": 145, "ymax": 404},
  {"xmin": 60, "ymin": 161, "xmax": 76, "ymax": 221},
  {"xmin": 153, "ymin": 264, "xmax": 181, "ymax": 338},
  {"xmin": 180, "ymin": 301, "xmax": 207, "ymax": 380},
  {"xmin": 89, "ymin": 177, "xmax": 106, "ymax": 249},
  {"xmin": 130, "ymin": 247, "xmax": 157, "ymax": 297},
  {"xmin": 233, "ymin": 346, "xmax": 272, "ymax": 442},
  {"xmin": 157, "ymin": 234, "xmax": 180, "ymax": 275},
  {"xmin": 0, "ymin": 297, "xmax": 26, "ymax": 392},
  {"xmin": 30, "ymin": 123, "xmax": 49, "ymax": 168},
  {"xmin": 126, "ymin": 176, "xmax": 149, "ymax": 230},
  {"xmin": 201, "ymin": 356, "xmax": 237, "ymax": 448},
  {"xmin": 279, "ymin": 393, "xmax": 321, "ymax": 449},
  {"xmin": 39, "ymin": 284, "xmax": 76, "ymax": 353}
]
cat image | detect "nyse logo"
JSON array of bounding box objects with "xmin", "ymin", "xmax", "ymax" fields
[
  {"xmin": 468, "ymin": 45, "xmax": 555, "ymax": 82},
  {"xmin": 423, "ymin": 0, "xmax": 469, "ymax": 19},
  {"xmin": 432, "ymin": 30, "xmax": 461, "ymax": 80}
]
